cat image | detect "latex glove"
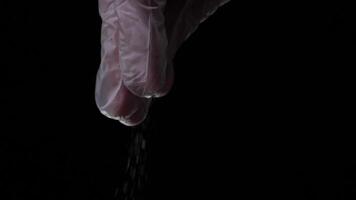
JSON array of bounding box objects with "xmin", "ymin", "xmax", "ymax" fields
[{"xmin": 95, "ymin": 0, "xmax": 230, "ymax": 126}]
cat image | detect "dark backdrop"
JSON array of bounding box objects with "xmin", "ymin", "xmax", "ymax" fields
[{"xmin": 1, "ymin": 1, "xmax": 355, "ymax": 199}]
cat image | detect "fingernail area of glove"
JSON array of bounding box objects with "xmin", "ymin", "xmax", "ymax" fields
[
  {"xmin": 96, "ymin": 84, "xmax": 152, "ymax": 126},
  {"xmin": 117, "ymin": 99, "xmax": 151, "ymax": 127},
  {"xmin": 99, "ymin": 104, "xmax": 150, "ymax": 127},
  {"xmin": 122, "ymin": 62, "xmax": 175, "ymax": 99}
]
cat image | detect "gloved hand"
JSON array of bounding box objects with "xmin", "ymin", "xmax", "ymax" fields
[{"xmin": 95, "ymin": 0, "xmax": 230, "ymax": 126}]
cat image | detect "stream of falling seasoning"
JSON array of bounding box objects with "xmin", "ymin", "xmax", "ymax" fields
[{"xmin": 114, "ymin": 115, "xmax": 152, "ymax": 200}]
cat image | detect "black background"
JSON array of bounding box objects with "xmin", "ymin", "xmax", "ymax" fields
[{"xmin": 1, "ymin": 1, "xmax": 355, "ymax": 199}]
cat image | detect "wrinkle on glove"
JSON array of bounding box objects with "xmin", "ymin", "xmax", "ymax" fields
[
  {"xmin": 116, "ymin": 0, "xmax": 170, "ymax": 98},
  {"xmin": 95, "ymin": 0, "xmax": 230, "ymax": 126}
]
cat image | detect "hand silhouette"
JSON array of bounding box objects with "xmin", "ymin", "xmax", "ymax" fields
[{"xmin": 95, "ymin": 0, "xmax": 230, "ymax": 126}]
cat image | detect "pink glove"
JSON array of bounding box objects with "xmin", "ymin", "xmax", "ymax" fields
[{"xmin": 95, "ymin": 0, "xmax": 230, "ymax": 126}]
